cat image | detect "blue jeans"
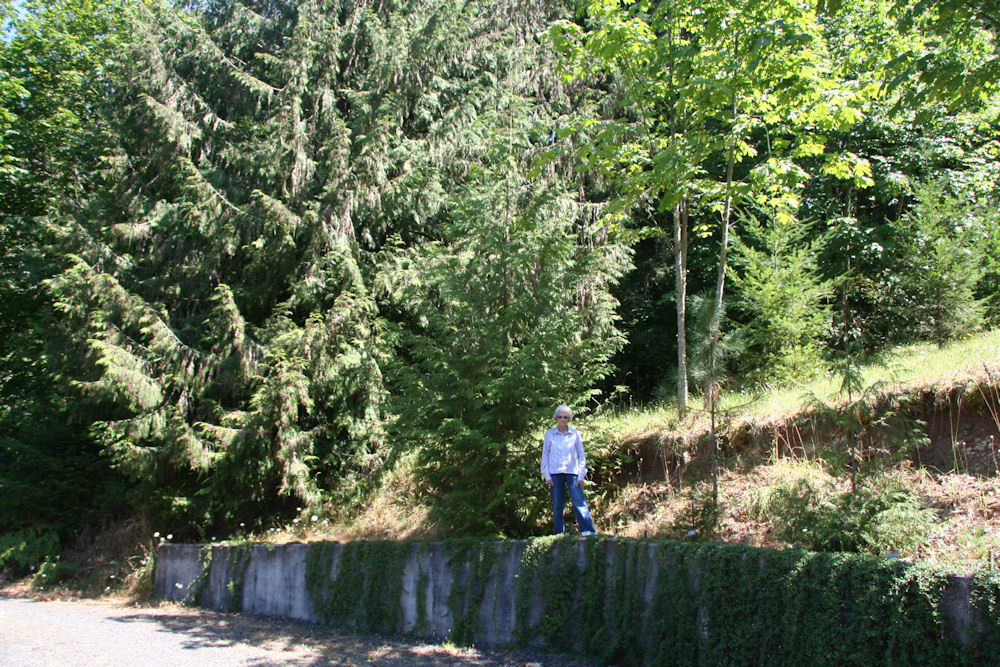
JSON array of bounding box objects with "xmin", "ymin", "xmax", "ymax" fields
[{"xmin": 550, "ymin": 473, "xmax": 596, "ymax": 535}]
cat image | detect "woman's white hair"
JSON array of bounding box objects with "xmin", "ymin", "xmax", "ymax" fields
[{"xmin": 553, "ymin": 404, "xmax": 574, "ymax": 419}]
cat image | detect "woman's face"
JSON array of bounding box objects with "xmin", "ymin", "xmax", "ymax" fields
[{"xmin": 555, "ymin": 412, "xmax": 571, "ymax": 428}]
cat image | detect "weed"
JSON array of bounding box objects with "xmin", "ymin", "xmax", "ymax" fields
[
  {"xmin": 0, "ymin": 529, "xmax": 60, "ymax": 578},
  {"xmin": 750, "ymin": 462, "xmax": 935, "ymax": 555},
  {"xmin": 673, "ymin": 481, "xmax": 722, "ymax": 538}
]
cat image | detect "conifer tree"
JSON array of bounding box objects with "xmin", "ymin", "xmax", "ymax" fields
[
  {"xmin": 731, "ymin": 214, "xmax": 831, "ymax": 381},
  {"xmin": 383, "ymin": 121, "xmax": 629, "ymax": 535},
  {"xmin": 45, "ymin": 0, "xmax": 581, "ymax": 533}
]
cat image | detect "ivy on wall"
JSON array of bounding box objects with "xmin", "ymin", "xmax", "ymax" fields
[
  {"xmin": 180, "ymin": 545, "xmax": 214, "ymax": 607},
  {"xmin": 179, "ymin": 542, "xmax": 254, "ymax": 611},
  {"xmin": 444, "ymin": 538, "xmax": 501, "ymax": 644},
  {"xmin": 971, "ymin": 571, "xmax": 1000, "ymax": 658},
  {"xmin": 190, "ymin": 538, "xmax": 1000, "ymax": 665},
  {"xmin": 512, "ymin": 538, "xmax": 1000, "ymax": 665},
  {"xmin": 224, "ymin": 542, "xmax": 253, "ymax": 612},
  {"xmin": 305, "ymin": 540, "xmax": 408, "ymax": 635}
]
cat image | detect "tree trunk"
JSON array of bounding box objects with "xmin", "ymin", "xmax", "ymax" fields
[
  {"xmin": 674, "ymin": 198, "xmax": 689, "ymax": 418},
  {"xmin": 708, "ymin": 90, "xmax": 738, "ymax": 381}
]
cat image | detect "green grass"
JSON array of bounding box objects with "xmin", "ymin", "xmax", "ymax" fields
[{"xmin": 584, "ymin": 330, "xmax": 1000, "ymax": 437}]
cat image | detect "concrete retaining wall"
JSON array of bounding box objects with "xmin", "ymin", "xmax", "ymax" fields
[
  {"xmin": 154, "ymin": 538, "xmax": 994, "ymax": 662},
  {"xmin": 155, "ymin": 540, "xmax": 539, "ymax": 642}
]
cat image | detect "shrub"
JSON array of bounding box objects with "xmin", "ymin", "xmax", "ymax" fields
[
  {"xmin": 33, "ymin": 558, "xmax": 74, "ymax": 586},
  {"xmin": 0, "ymin": 529, "xmax": 60, "ymax": 577},
  {"xmin": 731, "ymin": 213, "xmax": 832, "ymax": 383},
  {"xmin": 752, "ymin": 464, "xmax": 935, "ymax": 555}
]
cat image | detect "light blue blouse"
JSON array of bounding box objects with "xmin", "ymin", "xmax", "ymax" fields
[{"xmin": 540, "ymin": 426, "xmax": 588, "ymax": 483}]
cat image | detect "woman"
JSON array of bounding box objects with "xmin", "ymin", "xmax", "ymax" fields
[{"xmin": 540, "ymin": 405, "xmax": 597, "ymax": 536}]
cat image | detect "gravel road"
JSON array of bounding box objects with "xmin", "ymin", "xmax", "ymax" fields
[{"xmin": 0, "ymin": 592, "xmax": 596, "ymax": 666}]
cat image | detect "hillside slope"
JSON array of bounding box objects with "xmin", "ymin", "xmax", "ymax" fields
[{"xmin": 315, "ymin": 334, "xmax": 1000, "ymax": 570}]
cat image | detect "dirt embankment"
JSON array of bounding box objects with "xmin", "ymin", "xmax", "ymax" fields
[
  {"xmin": 591, "ymin": 382, "xmax": 1000, "ymax": 568},
  {"xmin": 602, "ymin": 384, "xmax": 1000, "ymax": 488}
]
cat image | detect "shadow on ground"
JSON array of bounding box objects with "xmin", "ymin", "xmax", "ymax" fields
[{"xmin": 108, "ymin": 604, "xmax": 595, "ymax": 666}]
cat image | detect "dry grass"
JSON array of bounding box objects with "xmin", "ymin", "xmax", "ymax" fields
[
  {"xmin": 249, "ymin": 451, "xmax": 443, "ymax": 545},
  {"xmin": 260, "ymin": 500, "xmax": 439, "ymax": 545},
  {"xmin": 599, "ymin": 462, "xmax": 1000, "ymax": 571}
]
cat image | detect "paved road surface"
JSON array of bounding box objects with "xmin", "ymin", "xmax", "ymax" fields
[{"xmin": 0, "ymin": 593, "xmax": 593, "ymax": 666}]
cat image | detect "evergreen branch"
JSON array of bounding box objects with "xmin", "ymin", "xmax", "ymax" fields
[
  {"xmin": 139, "ymin": 93, "xmax": 204, "ymax": 153},
  {"xmin": 138, "ymin": 0, "xmax": 282, "ymax": 100},
  {"xmin": 176, "ymin": 156, "xmax": 257, "ymax": 220},
  {"xmin": 62, "ymin": 255, "xmax": 219, "ymax": 369}
]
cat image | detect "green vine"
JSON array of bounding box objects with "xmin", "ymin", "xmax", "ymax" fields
[
  {"xmin": 514, "ymin": 534, "xmax": 563, "ymax": 645},
  {"xmin": 577, "ymin": 537, "xmax": 610, "ymax": 656},
  {"xmin": 445, "ymin": 538, "xmax": 500, "ymax": 644},
  {"xmin": 304, "ymin": 541, "xmax": 336, "ymax": 622},
  {"xmin": 603, "ymin": 539, "xmax": 644, "ymax": 665},
  {"xmin": 536, "ymin": 538, "xmax": 582, "ymax": 652},
  {"xmin": 969, "ymin": 570, "xmax": 1000, "ymax": 660},
  {"xmin": 645, "ymin": 542, "xmax": 698, "ymax": 666},
  {"xmin": 181, "ymin": 545, "xmax": 214, "ymax": 607},
  {"xmin": 183, "ymin": 537, "xmax": 998, "ymax": 664},
  {"xmin": 223, "ymin": 541, "xmax": 254, "ymax": 612},
  {"xmin": 305, "ymin": 540, "xmax": 407, "ymax": 634},
  {"xmin": 415, "ymin": 552, "xmax": 429, "ymax": 634},
  {"xmin": 508, "ymin": 537, "xmax": 996, "ymax": 665}
]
